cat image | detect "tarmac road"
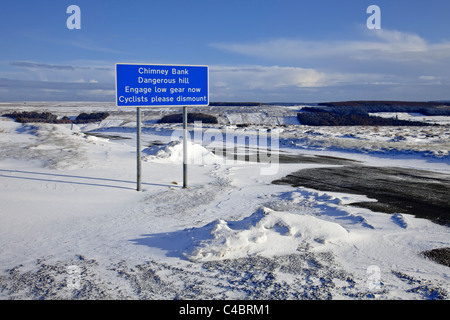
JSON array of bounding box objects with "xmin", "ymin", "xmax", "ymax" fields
[{"xmin": 272, "ymin": 163, "xmax": 450, "ymax": 227}]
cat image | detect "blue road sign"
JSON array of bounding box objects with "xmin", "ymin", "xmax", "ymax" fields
[{"xmin": 115, "ymin": 63, "xmax": 209, "ymax": 107}]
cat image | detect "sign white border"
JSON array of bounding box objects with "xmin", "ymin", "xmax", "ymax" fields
[{"xmin": 115, "ymin": 63, "xmax": 209, "ymax": 108}]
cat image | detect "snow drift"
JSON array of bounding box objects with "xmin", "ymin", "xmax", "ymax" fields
[
  {"xmin": 185, "ymin": 207, "xmax": 350, "ymax": 262},
  {"xmin": 142, "ymin": 140, "xmax": 220, "ymax": 164}
]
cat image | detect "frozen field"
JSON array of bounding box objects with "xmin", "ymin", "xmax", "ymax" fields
[{"xmin": 0, "ymin": 102, "xmax": 449, "ymax": 300}]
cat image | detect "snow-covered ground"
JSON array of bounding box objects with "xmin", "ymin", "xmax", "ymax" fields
[
  {"xmin": 369, "ymin": 112, "xmax": 450, "ymax": 126},
  {"xmin": 0, "ymin": 102, "xmax": 449, "ymax": 300}
]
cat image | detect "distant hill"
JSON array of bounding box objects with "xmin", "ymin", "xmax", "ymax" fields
[
  {"xmin": 209, "ymin": 102, "xmax": 261, "ymax": 107},
  {"xmin": 316, "ymin": 101, "xmax": 450, "ymax": 116},
  {"xmin": 296, "ymin": 100, "xmax": 450, "ymax": 126},
  {"xmin": 297, "ymin": 111, "xmax": 430, "ymax": 126},
  {"xmin": 2, "ymin": 111, "xmax": 110, "ymax": 124},
  {"xmin": 318, "ymin": 100, "xmax": 449, "ymax": 107}
]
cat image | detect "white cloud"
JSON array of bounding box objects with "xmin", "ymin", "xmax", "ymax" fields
[
  {"xmin": 419, "ymin": 75, "xmax": 437, "ymax": 81},
  {"xmin": 371, "ymin": 29, "xmax": 427, "ymax": 52},
  {"xmin": 0, "ymin": 59, "xmax": 115, "ymax": 101},
  {"xmin": 7, "ymin": 61, "xmax": 114, "ymax": 83},
  {"xmin": 207, "ymin": 65, "xmax": 405, "ymax": 101},
  {"xmin": 210, "ymin": 65, "xmax": 404, "ymax": 91},
  {"xmin": 207, "ymin": 28, "xmax": 450, "ymax": 101},
  {"xmin": 210, "ymin": 65, "xmax": 327, "ymax": 89},
  {"xmin": 2, "ymin": 40, "xmax": 449, "ymax": 102},
  {"xmin": 210, "ymin": 29, "xmax": 450, "ymax": 63}
]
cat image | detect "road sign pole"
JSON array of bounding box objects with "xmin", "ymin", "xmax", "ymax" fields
[
  {"xmin": 137, "ymin": 107, "xmax": 142, "ymax": 191},
  {"xmin": 115, "ymin": 64, "xmax": 208, "ymax": 190},
  {"xmin": 183, "ymin": 106, "xmax": 188, "ymax": 189}
]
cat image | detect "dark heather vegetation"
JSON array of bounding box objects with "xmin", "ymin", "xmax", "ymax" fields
[
  {"xmin": 296, "ymin": 100, "xmax": 450, "ymax": 126},
  {"xmin": 209, "ymin": 102, "xmax": 262, "ymax": 107},
  {"xmin": 317, "ymin": 101, "xmax": 450, "ymax": 116},
  {"xmin": 158, "ymin": 112, "xmax": 218, "ymax": 124},
  {"xmin": 421, "ymin": 247, "xmax": 450, "ymax": 267},
  {"xmin": 2, "ymin": 111, "xmax": 110, "ymax": 124},
  {"xmin": 74, "ymin": 112, "xmax": 110, "ymax": 124},
  {"xmin": 297, "ymin": 110, "xmax": 430, "ymax": 126}
]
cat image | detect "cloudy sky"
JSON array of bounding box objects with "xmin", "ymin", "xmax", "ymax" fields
[{"xmin": 0, "ymin": 0, "xmax": 449, "ymax": 103}]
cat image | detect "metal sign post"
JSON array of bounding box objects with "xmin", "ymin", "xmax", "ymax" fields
[
  {"xmin": 115, "ymin": 63, "xmax": 209, "ymax": 191},
  {"xmin": 136, "ymin": 107, "xmax": 142, "ymax": 191},
  {"xmin": 183, "ymin": 106, "xmax": 188, "ymax": 189}
]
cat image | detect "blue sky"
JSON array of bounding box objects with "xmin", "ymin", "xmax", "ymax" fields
[{"xmin": 1, "ymin": 0, "xmax": 449, "ymax": 102}]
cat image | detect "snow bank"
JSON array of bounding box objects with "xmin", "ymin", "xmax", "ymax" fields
[
  {"xmin": 142, "ymin": 140, "xmax": 220, "ymax": 164},
  {"xmin": 185, "ymin": 207, "xmax": 350, "ymax": 262},
  {"xmin": 279, "ymin": 125, "xmax": 450, "ymax": 158}
]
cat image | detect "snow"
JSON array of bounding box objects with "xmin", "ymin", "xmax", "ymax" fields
[
  {"xmin": 369, "ymin": 112, "xmax": 450, "ymax": 126},
  {"xmin": 185, "ymin": 207, "xmax": 351, "ymax": 262},
  {"xmin": 142, "ymin": 140, "xmax": 220, "ymax": 164},
  {"xmin": 0, "ymin": 102, "xmax": 449, "ymax": 300}
]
